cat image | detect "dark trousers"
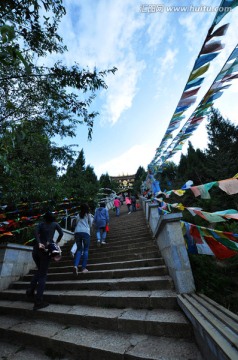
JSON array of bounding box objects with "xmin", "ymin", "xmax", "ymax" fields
[{"xmin": 30, "ymin": 249, "xmax": 50, "ymax": 303}]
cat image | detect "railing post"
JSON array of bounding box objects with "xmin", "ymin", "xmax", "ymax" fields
[
  {"xmin": 141, "ymin": 197, "xmax": 195, "ymax": 294},
  {"xmin": 148, "ymin": 204, "xmax": 160, "ymax": 235},
  {"xmin": 154, "ymin": 213, "xmax": 196, "ymax": 294}
]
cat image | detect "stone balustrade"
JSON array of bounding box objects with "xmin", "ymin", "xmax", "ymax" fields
[
  {"xmin": 140, "ymin": 196, "xmax": 195, "ymax": 294},
  {"xmin": 0, "ymin": 229, "xmax": 74, "ymax": 291},
  {"xmin": 140, "ymin": 196, "xmax": 238, "ymax": 360}
]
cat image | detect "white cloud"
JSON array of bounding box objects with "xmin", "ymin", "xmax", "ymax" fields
[
  {"xmin": 158, "ymin": 48, "xmax": 178, "ymax": 77},
  {"xmin": 145, "ymin": 10, "xmax": 170, "ymax": 49},
  {"xmin": 94, "ymin": 144, "xmax": 155, "ymax": 177},
  {"xmin": 100, "ymin": 54, "xmax": 145, "ymax": 125},
  {"xmin": 56, "ymin": 0, "xmax": 148, "ymax": 127},
  {"xmin": 178, "ymin": 13, "xmax": 206, "ymax": 53}
]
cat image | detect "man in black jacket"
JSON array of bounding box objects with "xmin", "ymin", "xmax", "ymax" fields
[{"xmin": 26, "ymin": 211, "xmax": 63, "ymax": 310}]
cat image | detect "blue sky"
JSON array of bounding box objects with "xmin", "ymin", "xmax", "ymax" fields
[{"xmin": 52, "ymin": 0, "xmax": 238, "ymax": 178}]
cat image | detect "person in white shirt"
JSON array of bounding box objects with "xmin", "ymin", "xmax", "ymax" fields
[{"xmin": 73, "ymin": 203, "xmax": 93, "ymax": 275}]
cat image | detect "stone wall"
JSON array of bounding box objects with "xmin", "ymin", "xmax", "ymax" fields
[
  {"xmin": 141, "ymin": 197, "xmax": 195, "ymax": 294},
  {"xmin": 0, "ymin": 243, "xmax": 35, "ymax": 291},
  {"xmin": 0, "ymin": 229, "xmax": 74, "ymax": 291}
]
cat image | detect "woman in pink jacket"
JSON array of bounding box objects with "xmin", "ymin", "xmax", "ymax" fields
[
  {"xmin": 113, "ymin": 197, "xmax": 121, "ymax": 216},
  {"xmin": 125, "ymin": 195, "xmax": 132, "ymax": 214}
]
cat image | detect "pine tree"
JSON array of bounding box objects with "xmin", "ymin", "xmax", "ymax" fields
[
  {"xmin": 133, "ymin": 166, "xmax": 147, "ymax": 195},
  {"xmin": 177, "ymin": 142, "xmax": 208, "ymax": 185},
  {"xmin": 0, "ymin": 120, "xmax": 58, "ymax": 202},
  {"xmin": 206, "ymin": 108, "xmax": 238, "ymax": 180}
]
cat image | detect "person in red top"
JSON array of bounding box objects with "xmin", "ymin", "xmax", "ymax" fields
[
  {"xmin": 113, "ymin": 196, "xmax": 121, "ymax": 216},
  {"xmin": 125, "ymin": 195, "xmax": 132, "ymax": 214}
]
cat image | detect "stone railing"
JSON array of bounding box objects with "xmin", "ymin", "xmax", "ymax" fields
[
  {"xmin": 141, "ymin": 197, "xmax": 195, "ymax": 294},
  {"xmin": 140, "ymin": 196, "xmax": 238, "ymax": 360},
  {"xmin": 0, "ymin": 243, "xmax": 35, "ymax": 291},
  {"xmin": 0, "ymin": 229, "xmax": 74, "ymax": 291}
]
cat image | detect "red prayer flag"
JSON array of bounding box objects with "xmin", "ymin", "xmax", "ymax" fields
[{"xmin": 204, "ymin": 236, "xmax": 237, "ymax": 260}]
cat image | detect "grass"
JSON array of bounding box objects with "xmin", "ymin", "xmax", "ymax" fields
[{"xmin": 189, "ymin": 254, "xmax": 238, "ymax": 314}]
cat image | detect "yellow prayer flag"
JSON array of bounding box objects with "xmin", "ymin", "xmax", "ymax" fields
[
  {"xmin": 188, "ymin": 63, "xmax": 210, "ymax": 82},
  {"xmin": 173, "ymin": 189, "xmax": 185, "ymax": 196},
  {"xmin": 176, "ymin": 203, "xmax": 185, "ymax": 211}
]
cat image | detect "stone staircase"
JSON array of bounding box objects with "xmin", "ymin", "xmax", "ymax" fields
[{"xmin": 0, "ymin": 205, "xmax": 203, "ymax": 359}]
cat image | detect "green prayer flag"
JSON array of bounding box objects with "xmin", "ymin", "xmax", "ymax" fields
[{"xmin": 188, "ymin": 64, "xmax": 210, "ymax": 82}]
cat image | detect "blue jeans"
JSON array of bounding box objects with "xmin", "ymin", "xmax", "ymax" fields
[
  {"xmin": 74, "ymin": 232, "xmax": 90, "ymax": 269},
  {"xmin": 132, "ymin": 203, "xmax": 136, "ymax": 212},
  {"xmin": 96, "ymin": 227, "xmax": 107, "ymax": 242},
  {"xmin": 115, "ymin": 206, "xmax": 120, "ymax": 216}
]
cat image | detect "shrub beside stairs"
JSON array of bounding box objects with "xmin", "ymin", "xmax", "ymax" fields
[{"xmin": 0, "ymin": 205, "xmax": 203, "ymax": 359}]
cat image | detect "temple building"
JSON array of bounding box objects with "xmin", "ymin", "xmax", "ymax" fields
[{"xmin": 109, "ymin": 174, "xmax": 135, "ymax": 191}]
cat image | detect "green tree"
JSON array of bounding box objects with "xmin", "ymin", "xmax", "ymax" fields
[
  {"xmin": 171, "ymin": 109, "xmax": 238, "ymax": 223},
  {"xmin": 83, "ymin": 165, "xmax": 100, "ymax": 209},
  {"xmin": 204, "ymin": 108, "xmax": 238, "ymax": 214},
  {"xmin": 206, "ymin": 108, "xmax": 238, "ymax": 180},
  {"xmin": 133, "ymin": 166, "xmax": 147, "ymax": 195},
  {"xmin": 157, "ymin": 162, "xmax": 177, "ymax": 191},
  {"xmin": 0, "ymin": 0, "xmax": 117, "ymax": 205},
  {"xmin": 96, "ymin": 173, "xmax": 118, "ymax": 206},
  {"xmin": 61, "ymin": 149, "xmax": 86, "ymax": 198},
  {"xmin": 60, "ymin": 149, "xmax": 99, "ymax": 204},
  {"xmin": 99, "ymin": 173, "xmax": 111, "ymax": 189},
  {"xmin": 0, "ymin": 1, "xmax": 117, "ymax": 169},
  {"xmin": 177, "ymin": 142, "xmax": 208, "ymax": 185},
  {"xmin": 0, "ymin": 120, "xmax": 58, "ymax": 202},
  {"xmin": 175, "ymin": 142, "xmax": 213, "ymax": 221},
  {"xmin": 0, "ymin": 1, "xmax": 66, "ymax": 60}
]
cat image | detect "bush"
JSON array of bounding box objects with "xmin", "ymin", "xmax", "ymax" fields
[{"xmin": 189, "ymin": 254, "xmax": 238, "ymax": 314}]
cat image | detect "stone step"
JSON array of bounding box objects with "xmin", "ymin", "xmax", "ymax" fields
[
  {"xmin": 63, "ymin": 236, "xmax": 154, "ymax": 252},
  {"xmin": 21, "ymin": 266, "xmax": 168, "ymax": 282},
  {"xmin": 104, "ymin": 230, "xmax": 150, "ymax": 238},
  {"xmin": 62, "ymin": 225, "xmax": 149, "ymax": 241},
  {"xmin": 0, "ymin": 300, "xmax": 193, "ymax": 339},
  {"xmin": 109, "ymin": 215, "xmax": 146, "ymax": 225},
  {"xmin": 63, "ymin": 239, "xmax": 157, "ymax": 254},
  {"xmin": 10, "ymin": 275, "xmax": 174, "ymax": 291},
  {"xmin": 60, "ymin": 250, "xmax": 160, "ymax": 264},
  {"xmin": 0, "ymin": 313, "xmax": 203, "ymax": 360},
  {"xmin": 92, "ymin": 239, "xmax": 155, "ymax": 251},
  {"xmin": 66, "ymin": 245, "xmax": 158, "ymax": 262},
  {"xmin": 62, "ymin": 244, "xmax": 153, "ymax": 258},
  {"xmin": 0, "ymin": 206, "xmax": 203, "ymax": 359},
  {"xmin": 91, "ymin": 222, "xmax": 148, "ymax": 232},
  {"xmin": 46, "ymin": 258, "xmax": 164, "ymax": 272},
  {"xmin": 91, "ymin": 226, "xmax": 150, "ymax": 235},
  {"xmin": 0, "ymin": 339, "xmax": 56, "ymax": 360},
  {"xmin": 0, "ymin": 289, "xmax": 179, "ymax": 310},
  {"xmin": 67, "ymin": 251, "xmax": 160, "ymax": 264},
  {"xmin": 64, "ymin": 227, "xmax": 150, "ymax": 242}
]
